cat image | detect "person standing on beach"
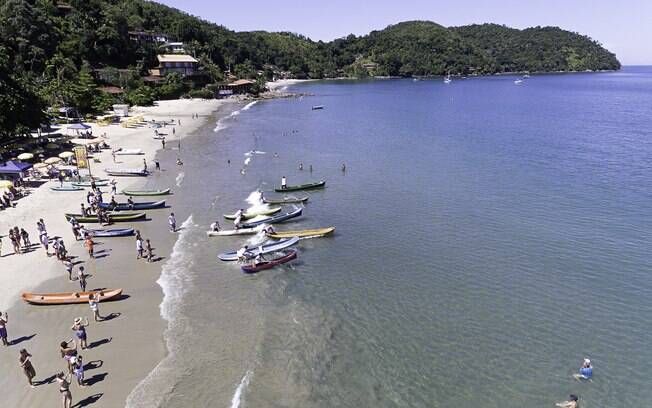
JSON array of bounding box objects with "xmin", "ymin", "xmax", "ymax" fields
[
  {"xmin": 146, "ymin": 239, "xmax": 153, "ymax": 262},
  {"xmin": 84, "ymin": 236, "xmax": 94, "ymax": 258},
  {"xmin": 88, "ymin": 294, "xmax": 102, "ymax": 322},
  {"xmin": 19, "ymin": 349, "xmax": 36, "ymax": 387},
  {"xmin": 136, "ymin": 236, "xmax": 144, "ymax": 259},
  {"xmin": 78, "ymin": 267, "xmax": 87, "ymax": 292},
  {"xmin": 56, "ymin": 371, "xmax": 73, "ymax": 408},
  {"xmin": 168, "ymin": 213, "xmax": 176, "ymax": 232},
  {"xmin": 0, "ymin": 311, "xmax": 8, "ymax": 346},
  {"xmin": 71, "ymin": 317, "xmax": 89, "ymax": 350}
]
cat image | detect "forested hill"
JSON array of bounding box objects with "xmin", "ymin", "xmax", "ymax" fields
[{"xmin": 0, "ymin": 0, "xmax": 620, "ymax": 136}]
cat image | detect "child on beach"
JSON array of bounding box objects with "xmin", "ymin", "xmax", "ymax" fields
[
  {"xmin": 19, "ymin": 349, "xmax": 36, "ymax": 387},
  {"xmin": 0, "ymin": 311, "xmax": 8, "ymax": 346},
  {"xmin": 78, "ymin": 267, "xmax": 87, "ymax": 292}
]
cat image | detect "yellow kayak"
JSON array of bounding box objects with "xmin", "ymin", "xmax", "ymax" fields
[
  {"xmin": 223, "ymin": 207, "xmax": 281, "ymax": 220},
  {"xmin": 267, "ymin": 227, "xmax": 335, "ymax": 239}
]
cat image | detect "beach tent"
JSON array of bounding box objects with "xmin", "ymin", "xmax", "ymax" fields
[{"xmin": 0, "ymin": 160, "xmax": 33, "ymax": 181}]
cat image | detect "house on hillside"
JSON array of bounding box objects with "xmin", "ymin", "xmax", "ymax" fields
[{"xmin": 150, "ymin": 54, "xmax": 199, "ymax": 77}]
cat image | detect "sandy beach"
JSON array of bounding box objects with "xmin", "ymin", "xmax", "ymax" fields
[{"xmin": 0, "ymin": 97, "xmax": 229, "ymax": 407}]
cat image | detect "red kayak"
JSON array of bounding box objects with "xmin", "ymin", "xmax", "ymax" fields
[{"xmin": 241, "ymin": 249, "xmax": 298, "ymax": 273}]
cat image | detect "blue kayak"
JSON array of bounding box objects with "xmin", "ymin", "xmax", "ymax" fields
[
  {"xmin": 240, "ymin": 207, "xmax": 302, "ymax": 228},
  {"xmin": 88, "ymin": 228, "xmax": 135, "ymax": 237},
  {"xmin": 98, "ymin": 200, "xmax": 166, "ymax": 211}
]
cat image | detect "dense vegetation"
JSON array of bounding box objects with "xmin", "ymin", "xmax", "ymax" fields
[{"xmin": 0, "ymin": 0, "xmax": 620, "ymax": 139}]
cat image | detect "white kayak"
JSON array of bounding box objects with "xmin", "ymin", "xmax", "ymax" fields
[
  {"xmin": 115, "ymin": 148, "xmax": 144, "ymax": 155},
  {"xmin": 206, "ymin": 225, "xmax": 264, "ymax": 237}
]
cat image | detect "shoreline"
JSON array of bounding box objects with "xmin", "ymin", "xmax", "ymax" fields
[{"xmin": 0, "ymin": 97, "xmax": 233, "ymax": 407}]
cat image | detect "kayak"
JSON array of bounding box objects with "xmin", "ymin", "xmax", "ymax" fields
[
  {"xmin": 223, "ymin": 207, "xmax": 281, "ymax": 220},
  {"xmin": 218, "ymin": 236, "xmax": 300, "ymax": 261},
  {"xmin": 64, "ymin": 212, "xmax": 146, "ymax": 223},
  {"xmin": 21, "ymin": 288, "xmax": 123, "ymax": 305},
  {"xmin": 88, "ymin": 228, "xmax": 135, "ymax": 237},
  {"xmin": 240, "ymin": 207, "xmax": 302, "ymax": 228},
  {"xmin": 262, "ymin": 196, "xmax": 309, "ymax": 204},
  {"xmin": 241, "ymin": 249, "xmax": 298, "ymax": 273},
  {"xmin": 274, "ymin": 180, "xmax": 325, "ymax": 192},
  {"xmin": 122, "ymin": 188, "xmax": 171, "ymax": 196},
  {"xmin": 115, "ymin": 148, "xmax": 144, "ymax": 155},
  {"xmin": 105, "ymin": 168, "xmax": 149, "ymax": 177},
  {"xmin": 206, "ymin": 225, "xmax": 264, "ymax": 237},
  {"xmin": 98, "ymin": 199, "xmax": 166, "ymax": 211},
  {"xmin": 51, "ymin": 185, "xmax": 84, "ymax": 192},
  {"xmin": 72, "ymin": 180, "xmax": 109, "ymax": 187},
  {"xmin": 267, "ymin": 227, "xmax": 335, "ymax": 239}
]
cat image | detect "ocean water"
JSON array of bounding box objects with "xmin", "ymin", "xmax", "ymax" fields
[{"xmin": 130, "ymin": 67, "xmax": 652, "ymax": 407}]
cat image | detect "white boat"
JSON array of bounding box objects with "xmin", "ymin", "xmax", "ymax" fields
[
  {"xmin": 514, "ymin": 79, "xmax": 523, "ymax": 85},
  {"xmin": 115, "ymin": 148, "xmax": 144, "ymax": 155},
  {"xmin": 206, "ymin": 225, "xmax": 264, "ymax": 237}
]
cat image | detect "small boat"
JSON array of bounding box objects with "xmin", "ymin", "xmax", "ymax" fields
[
  {"xmin": 114, "ymin": 148, "xmax": 144, "ymax": 155},
  {"xmin": 312, "ymin": 105, "xmax": 324, "ymax": 110},
  {"xmin": 262, "ymin": 196, "xmax": 309, "ymax": 204},
  {"xmin": 267, "ymin": 227, "xmax": 335, "ymax": 239},
  {"xmin": 64, "ymin": 212, "xmax": 146, "ymax": 223},
  {"xmin": 241, "ymin": 249, "xmax": 298, "ymax": 273},
  {"xmin": 72, "ymin": 180, "xmax": 109, "ymax": 187},
  {"xmin": 122, "ymin": 188, "xmax": 171, "ymax": 196},
  {"xmin": 105, "ymin": 168, "xmax": 149, "ymax": 177},
  {"xmin": 51, "ymin": 185, "xmax": 84, "ymax": 192},
  {"xmin": 274, "ymin": 180, "xmax": 325, "ymax": 192},
  {"xmin": 218, "ymin": 236, "xmax": 300, "ymax": 261},
  {"xmin": 240, "ymin": 207, "xmax": 302, "ymax": 228},
  {"xmin": 99, "ymin": 200, "xmax": 166, "ymax": 211},
  {"xmin": 223, "ymin": 207, "xmax": 281, "ymax": 220},
  {"xmin": 88, "ymin": 228, "xmax": 135, "ymax": 237},
  {"xmin": 206, "ymin": 225, "xmax": 264, "ymax": 237},
  {"xmin": 21, "ymin": 288, "xmax": 123, "ymax": 305}
]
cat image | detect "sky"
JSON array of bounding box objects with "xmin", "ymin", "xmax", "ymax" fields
[{"xmin": 158, "ymin": 0, "xmax": 651, "ymax": 65}]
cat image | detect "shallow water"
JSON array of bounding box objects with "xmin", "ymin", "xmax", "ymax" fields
[{"xmin": 132, "ymin": 67, "xmax": 652, "ymax": 407}]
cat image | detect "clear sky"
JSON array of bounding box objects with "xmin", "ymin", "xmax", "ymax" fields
[{"xmin": 157, "ymin": 0, "xmax": 651, "ymax": 65}]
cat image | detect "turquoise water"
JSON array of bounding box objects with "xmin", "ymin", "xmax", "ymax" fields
[{"xmin": 133, "ymin": 67, "xmax": 652, "ymax": 407}]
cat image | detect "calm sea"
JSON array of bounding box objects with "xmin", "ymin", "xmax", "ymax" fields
[{"xmin": 128, "ymin": 66, "xmax": 652, "ymax": 408}]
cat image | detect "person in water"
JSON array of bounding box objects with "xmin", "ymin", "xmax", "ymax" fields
[
  {"xmin": 573, "ymin": 358, "xmax": 593, "ymax": 380},
  {"xmin": 556, "ymin": 394, "xmax": 579, "ymax": 408}
]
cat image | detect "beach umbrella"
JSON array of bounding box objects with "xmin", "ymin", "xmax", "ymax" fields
[
  {"xmin": 17, "ymin": 152, "xmax": 34, "ymax": 160},
  {"xmin": 44, "ymin": 157, "xmax": 63, "ymax": 164},
  {"xmin": 0, "ymin": 180, "xmax": 13, "ymax": 188},
  {"xmin": 58, "ymin": 151, "xmax": 75, "ymax": 159}
]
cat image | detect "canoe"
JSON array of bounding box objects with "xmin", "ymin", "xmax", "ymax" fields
[
  {"xmin": 88, "ymin": 228, "xmax": 135, "ymax": 237},
  {"xmin": 207, "ymin": 225, "xmax": 264, "ymax": 237},
  {"xmin": 72, "ymin": 180, "xmax": 109, "ymax": 187},
  {"xmin": 274, "ymin": 180, "xmax": 325, "ymax": 192},
  {"xmin": 241, "ymin": 249, "xmax": 298, "ymax": 273},
  {"xmin": 218, "ymin": 236, "xmax": 300, "ymax": 261},
  {"xmin": 98, "ymin": 200, "xmax": 166, "ymax": 211},
  {"xmin": 262, "ymin": 196, "xmax": 309, "ymax": 204},
  {"xmin": 105, "ymin": 168, "xmax": 149, "ymax": 177},
  {"xmin": 223, "ymin": 207, "xmax": 281, "ymax": 220},
  {"xmin": 240, "ymin": 207, "xmax": 302, "ymax": 228},
  {"xmin": 51, "ymin": 185, "xmax": 84, "ymax": 192},
  {"xmin": 122, "ymin": 188, "xmax": 171, "ymax": 196},
  {"xmin": 267, "ymin": 227, "xmax": 335, "ymax": 239},
  {"xmin": 115, "ymin": 148, "xmax": 143, "ymax": 155},
  {"xmin": 21, "ymin": 288, "xmax": 123, "ymax": 305},
  {"xmin": 64, "ymin": 212, "xmax": 146, "ymax": 223}
]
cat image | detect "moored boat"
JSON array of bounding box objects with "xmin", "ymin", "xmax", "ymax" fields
[
  {"xmin": 218, "ymin": 236, "xmax": 300, "ymax": 261},
  {"xmin": 262, "ymin": 196, "xmax": 309, "ymax": 204},
  {"xmin": 105, "ymin": 168, "xmax": 149, "ymax": 177},
  {"xmin": 241, "ymin": 249, "xmax": 298, "ymax": 273},
  {"xmin": 122, "ymin": 188, "xmax": 171, "ymax": 196},
  {"xmin": 99, "ymin": 200, "xmax": 166, "ymax": 211},
  {"xmin": 206, "ymin": 225, "xmax": 264, "ymax": 237},
  {"xmin": 21, "ymin": 288, "xmax": 123, "ymax": 305},
  {"xmin": 274, "ymin": 180, "xmax": 325, "ymax": 192},
  {"xmin": 223, "ymin": 207, "xmax": 281, "ymax": 220},
  {"xmin": 266, "ymin": 226, "xmax": 335, "ymax": 239},
  {"xmin": 88, "ymin": 228, "xmax": 135, "ymax": 237},
  {"xmin": 64, "ymin": 212, "xmax": 146, "ymax": 223},
  {"xmin": 240, "ymin": 207, "xmax": 302, "ymax": 228}
]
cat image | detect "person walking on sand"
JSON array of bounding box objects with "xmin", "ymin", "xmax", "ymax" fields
[
  {"xmin": 168, "ymin": 213, "xmax": 176, "ymax": 232},
  {"xmin": 56, "ymin": 371, "xmax": 73, "ymax": 408},
  {"xmin": 0, "ymin": 311, "xmax": 8, "ymax": 346},
  {"xmin": 64, "ymin": 258, "xmax": 74, "ymax": 281},
  {"xmin": 78, "ymin": 267, "xmax": 87, "ymax": 292},
  {"xmin": 136, "ymin": 236, "xmax": 144, "ymax": 259},
  {"xmin": 146, "ymin": 239, "xmax": 153, "ymax": 262},
  {"xmin": 88, "ymin": 294, "xmax": 102, "ymax": 322},
  {"xmin": 84, "ymin": 236, "xmax": 94, "ymax": 258},
  {"xmin": 71, "ymin": 317, "xmax": 89, "ymax": 350},
  {"xmin": 19, "ymin": 349, "xmax": 36, "ymax": 387}
]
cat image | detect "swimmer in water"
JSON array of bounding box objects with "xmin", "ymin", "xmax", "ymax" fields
[{"xmin": 573, "ymin": 358, "xmax": 593, "ymax": 381}]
